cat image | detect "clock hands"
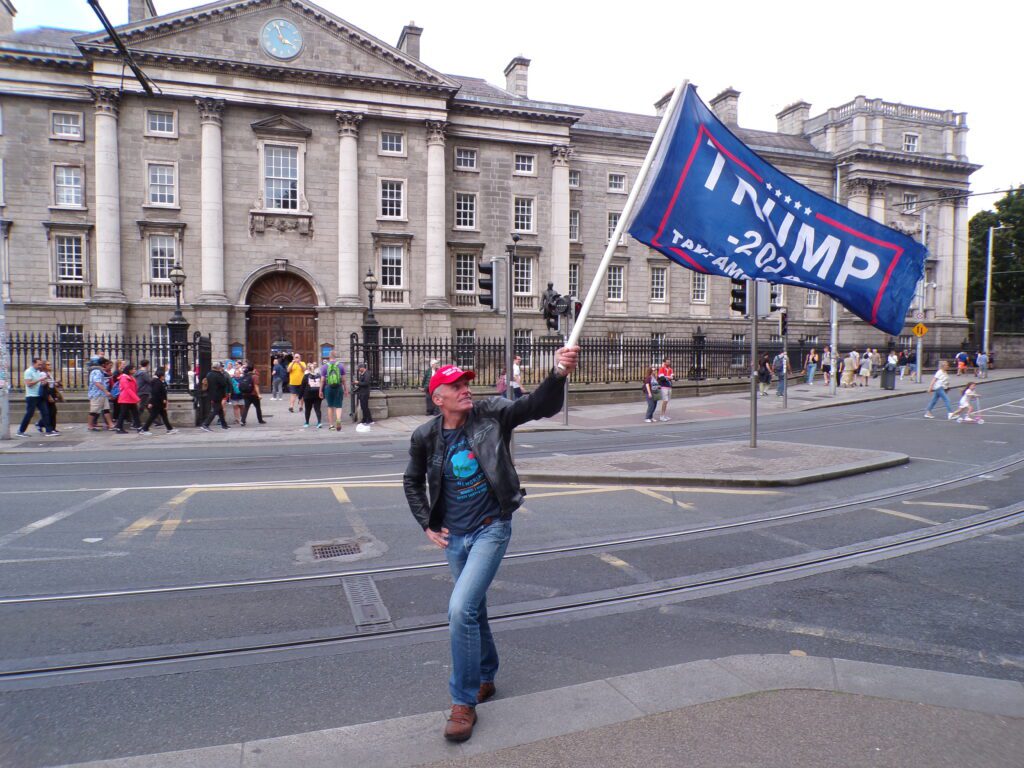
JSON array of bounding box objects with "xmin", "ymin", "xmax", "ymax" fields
[{"xmin": 272, "ymin": 21, "xmax": 296, "ymax": 47}]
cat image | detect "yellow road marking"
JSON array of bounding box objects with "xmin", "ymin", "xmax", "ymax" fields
[
  {"xmin": 115, "ymin": 513, "xmax": 164, "ymax": 541},
  {"xmin": 595, "ymin": 552, "xmax": 648, "ymax": 582},
  {"xmin": 902, "ymin": 501, "xmax": 988, "ymax": 511},
  {"xmin": 633, "ymin": 488, "xmax": 695, "ymax": 510},
  {"xmin": 871, "ymin": 507, "xmax": 939, "ymax": 525}
]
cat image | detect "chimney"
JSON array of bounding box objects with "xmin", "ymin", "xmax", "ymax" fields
[
  {"xmin": 504, "ymin": 56, "xmax": 530, "ymax": 99},
  {"xmin": 710, "ymin": 87, "xmax": 740, "ymax": 126},
  {"xmin": 128, "ymin": 0, "xmax": 157, "ymax": 24},
  {"xmin": 653, "ymin": 89, "xmax": 674, "ymax": 117},
  {"xmin": 0, "ymin": 0, "xmax": 16, "ymax": 37},
  {"xmin": 776, "ymin": 100, "xmax": 811, "ymax": 135},
  {"xmin": 397, "ymin": 22, "xmax": 422, "ymax": 60}
]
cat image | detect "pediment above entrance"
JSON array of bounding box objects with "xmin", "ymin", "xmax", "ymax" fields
[
  {"xmin": 74, "ymin": 0, "xmax": 459, "ymax": 95},
  {"xmin": 251, "ymin": 114, "xmax": 313, "ymax": 139}
]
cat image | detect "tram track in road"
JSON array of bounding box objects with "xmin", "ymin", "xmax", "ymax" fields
[{"xmin": 2, "ymin": 453, "xmax": 1023, "ymax": 682}]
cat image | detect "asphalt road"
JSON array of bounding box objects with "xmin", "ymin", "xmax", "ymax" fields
[{"xmin": 0, "ymin": 379, "xmax": 1022, "ymax": 767}]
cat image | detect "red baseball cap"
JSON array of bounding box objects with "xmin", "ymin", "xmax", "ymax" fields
[{"xmin": 429, "ymin": 364, "xmax": 476, "ymax": 395}]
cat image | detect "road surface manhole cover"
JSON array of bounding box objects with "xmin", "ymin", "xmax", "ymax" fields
[{"xmin": 312, "ymin": 541, "xmax": 362, "ymax": 559}]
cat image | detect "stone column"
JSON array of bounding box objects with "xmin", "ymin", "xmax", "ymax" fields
[
  {"xmin": 549, "ymin": 145, "xmax": 572, "ymax": 295},
  {"xmin": 196, "ymin": 98, "xmax": 226, "ymax": 302},
  {"xmin": 423, "ymin": 120, "xmax": 448, "ymax": 308},
  {"xmin": 90, "ymin": 87, "xmax": 124, "ymax": 299},
  {"xmin": 952, "ymin": 196, "xmax": 969, "ymax": 318},
  {"xmin": 844, "ymin": 178, "xmax": 870, "ymax": 217},
  {"xmin": 335, "ymin": 112, "xmax": 362, "ymax": 306},
  {"xmin": 935, "ymin": 196, "xmax": 956, "ymax": 318},
  {"xmin": 867, "ymin": 180, "xmax": 887, "ymax": 224}
]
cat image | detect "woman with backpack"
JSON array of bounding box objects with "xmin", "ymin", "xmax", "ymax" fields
[
  {"xmin": 115, "ymin": 362, "xmax": 142, "ymax": 433},
  {"xmin": 239, "ymin": 364, "xmax": 266, "ymax": 426},
  {"xmin": 300, "ymin": 362, "xmax": 324, "ymax": 428},
  {"xmin": 642, "ymin": 365, "xmax": 659, "ymax": 423},
  {"xmin": 321, "ymin": 356, "xmax": 347, "ymax": 431}
]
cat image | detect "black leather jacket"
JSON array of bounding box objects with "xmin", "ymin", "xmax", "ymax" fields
[{"xmin": 404, "ymin": 371, "xmax": 566, "ymax": 531}]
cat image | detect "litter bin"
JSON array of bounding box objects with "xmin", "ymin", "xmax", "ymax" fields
[{"xmin": 880, "ymin": 366, "xmax": 896, "ymax": 390}]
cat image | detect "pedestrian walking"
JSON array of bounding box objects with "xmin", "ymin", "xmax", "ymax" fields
[
  {"xmin": 508, "ymin": 356, "xmax": 524, "ymax": 401},
  {"xmin": 772, "ymin": 351, "xmax": 786, "ymax": 396},
  {"xmin": 657, "ymin": 357, "xmax": 674, "ymax": 420},
  {"xmin": 975, "ymin": 350, "xmax": 989, "ymax": 378},
  {"xmin": 301, "ymin": 363, "xmax": 324, "ymax": 428},
  {"xmin": 840, "ymin": 351, "xmax": 857, "ymax": 388},
  {"xmin": 17, "ymin": 358, "xmax": 53, "ymax": 437},
  {"xmin": 86, "ymin": 357, "xmax": 115, "ymax": 431},
  {"xmin": 906, "ymin": 350, "xmax": 918, "ymax": 379},
  {"xmin": 33, "ymin": 360, "xmax": 60, "ymax": 434},
  {"xmin": 135, "ymin": 360, "xmax": 156, "ymax": 425},
  {"xmin": 949, "ymin": 381, "xmax": 981, "ymax": 422},
  {"xmin": 354, "ymin": 362, "xmax": 372, "ymax": 429},
  {"xmin": 227, "ymin": 363, "xmax": 245, "ymax": 424},
  {"xmin": 322, "ymin": 354, "xmax": 348, "ymax": 431},
  {"xmin": 287, "ymin": 353, "xmax": 305, "ymax": 412},
  {"xmin": 403, "ymin": 345, "xmax": 580, "ymax": 742},
  {"xmin": 115, "ymin": 363, "xmax": 142, "ymax": 433},
  {"xmin": 898, "ymin": 350, "xmax": 908, "ymax": 380},
  {"xmin": 271, "ymin": 356, "xmax": 287, "ymax": 399},
  {"xmin": 858, "ymin": 350, "xmax": 872, "ymax": 387},
  {"xmin": 642, "ymin": 365, "xmax": 658, "ymax": 422},
  {"xmin": 924, "ymin": 360, "xmax": 953, "ymax": 418},
  {"xmin": 239, "ymin": 364, "xmax": 267, "ymax": 425},
  {"xmin": 757, "ymin": 354, "xmax": 772, "ymax": 396},
  {"xmin": 200, "ymin": 362, "xmax": 230, "ymax": 431},
  {"xmin": 140, "ymin": 367, "xmax": 175, "ymax": 434},
  {"xmin": 955, "ymin": 350, "xmax": 969, "ymax": 376},
  {"xmin": 821, "ymin": 345, "xmax": 832, "ymax": 386},
  {"xmin": 109, "ymin": 359, "xmax": 125, "ymax": 423},
  {"xmin": 423, "ymin": 359, "xmax": 441, "ymax": 415},
  {"xmin": 804, "ymin": 348, "xmax": 819, "ymax": 385}
]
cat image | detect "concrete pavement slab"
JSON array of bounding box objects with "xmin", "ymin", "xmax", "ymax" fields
[
  {"xmin": 56, "ymin": 744, "xmax": 243, "ymax": 768},
  {"xmin": 713, "ymin": 652, "xmax": 836, "ymax": 692},
  {"xmin": 604, "ymin": 657, "xmax": 758, "ymax": 714}
]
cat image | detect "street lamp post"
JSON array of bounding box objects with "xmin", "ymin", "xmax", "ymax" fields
[
  {"xmin": 167, "ymin": 263, "xmax": 189, "ymax": 391},
  {"xmin": 362, "ymin": 268, "xmax": 380, "ymax": 386},
  {"xmin": 984, "ymin": 224, "xmax": 1006, "ymax": 360}
]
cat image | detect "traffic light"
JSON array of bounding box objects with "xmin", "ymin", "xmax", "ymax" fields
[
  {"xmin": 730, "ymin": 278, "xmax": 747, "ymax": 315},
  {"xmin": 574, "ymin": 301, "xmax": 583, "ymax": 320},
  {"xmin": 770, "ymin": 285, "xmax": 782, "ymax": 312},
  {"xmin": 478, "ymin": 260, "xmax": 495, "ymax": 309},
  {"xmin": 779, "ymin": 311, "xmax": 788, "ymax": 336}
]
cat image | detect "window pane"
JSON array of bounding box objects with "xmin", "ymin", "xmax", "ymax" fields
[
  {"xmin": 52, "ymin": 112, "xmax": 81, "ymax": 137},
  {"xmin": 381, "ymin": 327, "xmax": 403, "ymax": 371},
  {"xmin": 380, "ymin": 131, "xmax": 403, "ymax": 153},
  {"xmin": 568, "ymin": 262, "xmax": 579, "ymax": 298},
  {"xmin": 455, "ymin": 193, "xmax": 476, "ymax": 228},
  {"xmin": 514, "ymin": 197, "xmax": 533, "ymax": 231},
  {"xmin": 650, "ymin": 266, "xmax": 666, "ymax": 301},
  {"xmin": 691, "ymin": 272, "xmax": 707, "ymax": 303},
  {"xmin": 607, "ymin": 265, "xmax": 623, "ymax": 300},
  {"xmin": 55, "ymin": 166, "xmax": 82, "ymax": 206},
  {"xmin": 514, "ymin": 154, "xmax": 534, "ymax": 173},
  {"xmin": 514, "ymin": 328, "xmax": 532, "ymax": 366},
  {"xmin": 455, "ymin": 148, "xmax": 477, "ymax": 169},
  {"xmin": 264, "ymin": 145, "xmax": 298, "ymax": 210},
  {"xmin": 607, "ymin": 212, "xmax": 621, "ymax": 243},
  {"xmin": 805, "ymin": 289, "xmax": 820, "ymax": 307},
  {"xmin": 454, "ymin": 328, "xmax": 475, "ymax": 368},
  {"xmin": 55, "ymin": 235, "xmax": 84, "ymax": 281},
  {"xmin": 57, "ymin": 324, "xmax": 85, "ymax": 369},
  {"xmin": 380, "ymin": 245, "xmax": 403, "ymax": 287},
  {"xmin": 148, "ymin": 164, "xmax": 175, "ymax": 204},
  {"xmin": 147, "ymin": 110, "xmax": 174, "ymax": 134},
  {"xmin": 149, "ymin": 235, "xmax": 176, "ymax": 280},
  {"xmin": 608, "ymin": 173, "xmax": 626, "ymax": 192},
  {"xmin": 381, "ymin": 180, "xmax": 403, "ymax": 217},
  {"xmin": 455, "ymin": 253, "xmax": 476, "ymax": 293},
  {"xmin": 513, "ymin": 256, "xmax": 532, "ymax": 295},
  {"xmin": 569, "ymin": 209, "xmax": 579, "ymax": 242},
  {"xmin": 568, "ymin": 169, "xmax": 580, "ymax": 188}
]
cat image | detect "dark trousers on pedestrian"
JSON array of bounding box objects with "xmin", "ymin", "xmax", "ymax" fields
[
  {"xmin": 35, "ymin": 402, "xmax": 57, "ymax": 432},
  {"xmin": 143, "ymin": 404, "xmax": 173, "ymax": 432},
  {"xmin": 116, "ymin": 404, "xmax": 141, "ymax": 432},
  {"xmin": 242, "ymin": 394, "xmax": 264, "ymax": 424},
  {"xmin": 645, "ymin": 396, "xmax": 657, "ymax": 421},
  {"xmin": 303, "ymin": 397, "xmax": 322, "ymax": 425},
  {"xmin": 138, "ymin": 394, "xmax": 163, "ymax": 427},
  {"xmin": 203, "ymin": 398, "xmax": 228, "ymax": 428},
  {"xmin": 19, "ymin": 396, "xmax": 50, "ymax": 435},
  {"xmin": 271, "ymin": 379, "xmax": 283, "ymax": 399},
  {"xmin": 358, "ymin": 389, "xmax": 372, "ymax": 424}
]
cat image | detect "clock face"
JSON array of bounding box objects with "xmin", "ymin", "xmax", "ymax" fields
[{"xmin": 260, "ymin": 19, "xmax": 303, "ymax": 60}]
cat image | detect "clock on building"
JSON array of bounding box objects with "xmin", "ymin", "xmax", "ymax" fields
[{"xmin": 260, "ymin": 19, "xmax": 303, "ymax": 60}]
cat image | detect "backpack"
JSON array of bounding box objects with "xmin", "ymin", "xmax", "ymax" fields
[
  {"xmin": 229, "ymin": 376, "xmax": 240, "ymax": 395},
  {"xmin": 238, "ymin": 373, "xmax": 253, "ymax": 394},
  {"xmin": 773, "ymin": 355, "xmax": 785, "ymax": 373},
  {"xmin": 327, "ymin": 363, "xmax": 341, "ymax": 386}
]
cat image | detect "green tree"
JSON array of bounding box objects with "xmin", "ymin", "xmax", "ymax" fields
[{"xmin": 967, "ymin": 187, "xmax": 1023, "ymax": 314}]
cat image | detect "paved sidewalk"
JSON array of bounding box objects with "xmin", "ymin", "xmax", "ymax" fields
[{"xmin": 59, "ymin": 654, "xmax": 1024, "ymax": 768}]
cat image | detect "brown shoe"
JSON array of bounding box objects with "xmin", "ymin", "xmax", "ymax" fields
[
  {"xmin": 477, "ymin": 681, "xmax": 496, "ymax": 704},
  {"xmin": 443, "ymin": 704, "xmax": 477, "ymax": 742}
]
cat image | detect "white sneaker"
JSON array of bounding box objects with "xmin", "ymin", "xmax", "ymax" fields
[
  {"xmin": 947, "ymin": 413, "xmax": 956, "ymax": 420},
  {"xmin": 644, "ymin": 418, "xmax": 653, "ymax": 423},
  {"xmin": 659, "ymin": 416, "xmax": 670, "ymax": 422},
  {"xmin": 924, "ymin": 413, "xmax": 934, "ymax": 419}
]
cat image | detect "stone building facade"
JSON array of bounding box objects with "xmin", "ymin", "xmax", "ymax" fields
[{"xmin": 0, "ymin": 0, "xmax": 978, "ymax": 373}]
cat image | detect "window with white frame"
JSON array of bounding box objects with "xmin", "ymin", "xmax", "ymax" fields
[
  {"xmin": 606, "ymin": 264, "xmax": 624, "ymax": 301},
  {"xmin": 147, "ymin": 163, "xmax": 176, "ymax": 206},
  {"xmin": 514, "ymin": 328, "xmax": 533, "ymax": 366},
  {"xmin": 513, "ymin": 255, "xmax": 532, "ymax": 295},
  {"xmin": 454, "ymin": 192, "xmax": 476, "ymax": 229},
  {"xmin": 902, "ymin": 192, "xmax": 918, "ymax": 213},
  {"xmin": 514, "ymin": 153, "xmax": 535, "ymax": 175},
  {"xmin": 454, "ymin": 147, "xmax": 477, "ymax": 170},
  {"xmin": 264, "ymin": 145, "xmax": 298, "ymax": 210},
  {"xmin": 651, "ymin": 332, "xmax": 666, "ymax": 365},
  {"xmin": 57, "ymin": 324, "xmax": 85, "ymax": 370},
  {"xmin": 568, "ymin": 169, "xmax": 580, "ymax": 188},
  {"xmin": 381, "ymin": 326, "xmax": 404, "ymax": 372},
  {"xmin": 902, "ymin": 133, "xmax": 919, "ymax": 153},
  {"xmin": 607, "ymin": 212, "xmax": 625, "ymax": 245},
  {"xmin": 805, "ymin": 289, "xmax": 820, "ymax": 308},
  {"xmin": 151, "ymin": 324, "xmax": 171, "ymax": 347},
  {"xmin": 569, "ymin": 209, "xmax": 580, "ymax": 242},
  {"xmin": 454, "ymin": 252, "xmax": 476, "ymax": 295},
  {"xmin": 145, "ymin": 109, "xmax": 176, "ymax": 137},
  {"xmin": 55, "ymin": 234, "xmax": 84, "ymax": 283},
  {"xmin": 650, "ymin": 265, "xmax": 667, "ymax": 302},
  {"xmin": 454, "ymin": 328, "xmax": 476, "ymax": 368},
  {"xmin": 380, "ymin": 244, "xmax": 404, "ymax": 289},
  {"xmin": 149, "ymin": 235, "xmax": 176, "ymax": 283},
  {"xmin": 54, "ymin": 165, "xmax": 83, "ymax": 207},
  {"xmin": 568, "ymin": 262, "xmax": 580, "ymax": 298},
  {"xmin": 380, "ymin": 179, "xmax": 404, "ymax": 219},
  {"xmin": 379, "ymin": 130, "xmax": 404, "ymax": 155},
  {"xmin": 691, "ymin": 271, "xmax": 707, "ymax": 303},
  {"xmin": 513, "ymin": 197, "xmax": 534, "ymax": 232},
  {"xmin": 50, "ymin": 111, "xmax": 82, "ymax": 140},
  {"xmin": 608, "ymin": 173, "xmax": 626, "ymax": 193},
  {"xmin": 731, "ymin": 333, "xmax": 747, "ymax": 366},
  {"xmin": 607, "ymin": 332, "xmax": 623, "ymax": 369}
]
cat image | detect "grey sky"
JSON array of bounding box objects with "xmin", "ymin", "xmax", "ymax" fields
[{"xmin": 16, "ymin": 0, "xmax": 1021, "ymax": 216}]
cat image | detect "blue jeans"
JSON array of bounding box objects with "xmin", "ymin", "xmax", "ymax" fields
[
  {"xmin": 926, "ymin": 388, "xmax": 952, "ymax": 414},
  {"xmin": 645, "ymin": 396, "xmax": 657, "ymax": 420},
  {"xmin": 776, "ymin": 374, "xmax": 785, "ymax": 395},
  {"xmin": 806, "ymin": 364, "xmax": 817, "ymax": 384},
  {"xmin": 19, "ymin": 396, "xmax": 50, "ymax": 434},
  {"xmin": 444, "ymin": 519, "xmax": 512, "ymax": 706}
]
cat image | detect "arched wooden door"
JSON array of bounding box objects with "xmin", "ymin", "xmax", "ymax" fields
[{"xmin": 246, "ymin": 272, "xmax": 318, "ymax": 385}]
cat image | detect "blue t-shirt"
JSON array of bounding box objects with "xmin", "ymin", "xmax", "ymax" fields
[
  {"xmin": 88, "ymin": 368, "xmax": 107, "ymax": 398},
  {"xmin": 441, "ymin": 427, "xmax": 501, "ymax": 535},
  {"xmin": 24, "ymin": 366, "xmax": 44, "ymax": 397}
]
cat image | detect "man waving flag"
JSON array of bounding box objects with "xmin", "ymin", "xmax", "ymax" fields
[{"xmin": 626, "ymin": 84, "xmax": 926, "ymax": 336}]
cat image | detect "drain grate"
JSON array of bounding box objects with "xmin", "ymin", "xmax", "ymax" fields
[
  {"xmin": 342, "ymin": 574, "xmax": 393, "ymax": 631},
  {"xmin": 312, "ymin": 541, "xmax": 362, "ymax": 559}
]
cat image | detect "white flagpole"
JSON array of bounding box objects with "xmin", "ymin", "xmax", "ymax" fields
[{"xmin": 565, "ymin": 77, "xmax": 690, "ymax": 350}]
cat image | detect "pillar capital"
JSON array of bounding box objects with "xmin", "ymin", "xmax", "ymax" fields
[
  {"xmin": 196, "ymin": 97, "xmax": 226, "ymax": 127},
  {"xmin": 88, "ymin": 87, "xmax": 120, "ymax": 117},
  {"xmin": 335, "ymin": 111, "xmax": 363, "ymax": 137},
  {"xmin": 551, "ymin": 144, "xmax": 573, "ymax": 166},
  {"xmin": 425, "ymin": 120, "xmax": 447, "ymax": 146}
]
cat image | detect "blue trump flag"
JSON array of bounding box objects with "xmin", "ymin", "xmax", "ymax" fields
[{"xmin": 627, "ymin": 84, "xmax": 926, "ymax": 336}]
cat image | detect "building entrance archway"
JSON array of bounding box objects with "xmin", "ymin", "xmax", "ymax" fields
[{"xmin": 245, "ymin": 272, "xmax": 318, "ymax": 385}]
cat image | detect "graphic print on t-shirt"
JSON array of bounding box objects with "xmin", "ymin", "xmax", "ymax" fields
[{"xmin": 441, "ymin": 429, "xmax": 501, "ymax": 534}]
